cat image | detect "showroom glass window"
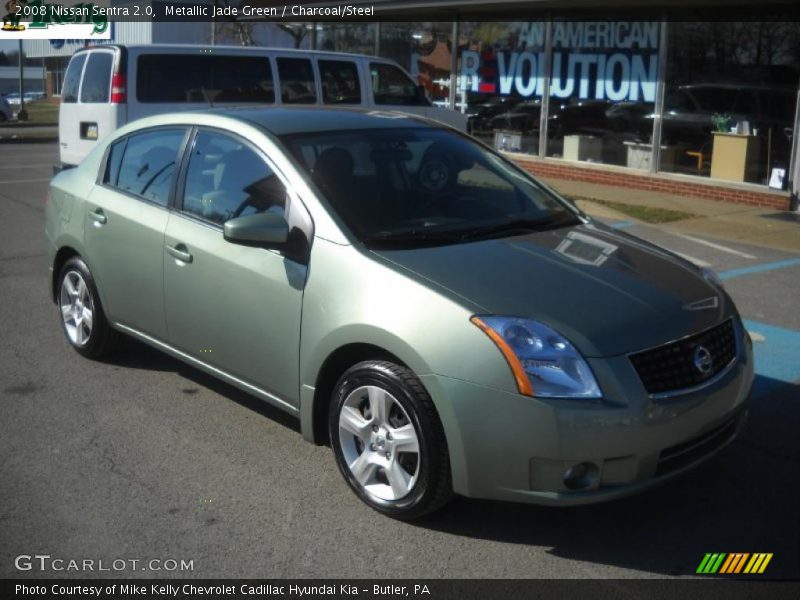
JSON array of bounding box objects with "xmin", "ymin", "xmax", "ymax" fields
[
  {"xmin": 545, "ymin": 21, "xmax": 661, "ymax": 169},
  {"xmin": 662, "ymin": 22, "xmax": 800, "ymax": 186},
  {"xmin": 317, "ymin": 23, "xmax": 376, "ymax": 55},
  {"xmin": 458, "ymin": 22, "xmax": 546, "ymax": 153}
]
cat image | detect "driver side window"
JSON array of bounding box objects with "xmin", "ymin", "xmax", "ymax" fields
[{"xmin": 181, "ymin": 131, "xmax": 287, "ymax": 226}]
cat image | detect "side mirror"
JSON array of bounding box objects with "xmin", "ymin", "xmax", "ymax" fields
[{"xmin": 224, "ymin": 211, "xmax": 289, "ymax": 248}]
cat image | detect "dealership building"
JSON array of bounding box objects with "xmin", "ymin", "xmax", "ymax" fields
[{"xmin": 23, "ymin": 0, "xmax": 800, "ymax": 209}]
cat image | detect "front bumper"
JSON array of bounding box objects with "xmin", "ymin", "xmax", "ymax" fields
[{"xmin": 420, "ymin": 322, "xmax": 754, "ymax": 506}]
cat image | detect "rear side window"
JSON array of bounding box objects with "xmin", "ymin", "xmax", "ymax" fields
[
  {"xmin": 319, "ymin": 60, "xmax": 361, "ymax": 104},
  {"xmin": 80, "ymin": 53, "xmax": 113, "ymax": 103},
  {"xmin": 62, "ymin": 53, "xmax": 87, "ymax": 103},
  {"xmin": 109, "ymin": 129, "xmax": 185, "ymax": 206},
  {"xmin": 276, "ymin": 58, "xmax": 317, "ymax": 104},
  {"xmin": 136, "ymin": 55, "xmax": 274, "ymax": 103},
  {"xmin": 370, "ymin": 63, "xmax": 426, "ymax": 106}
]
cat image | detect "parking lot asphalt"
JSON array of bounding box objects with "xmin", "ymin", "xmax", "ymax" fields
[{"xmin": 1, "ymin": 143, "xmax": 798, "ymax": 579}]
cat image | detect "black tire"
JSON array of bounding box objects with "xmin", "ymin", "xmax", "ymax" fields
[
  {"xmin": 329, "ymin": 360, "xmax": 452, "ymax": 520},
  {"xmin": 56, "ymin": 256, "xmax": 118, "ymax": 359}
]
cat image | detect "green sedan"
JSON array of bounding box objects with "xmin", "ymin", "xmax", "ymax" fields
[{"xmin": 45, "ymin": 107, "xmax": 754, "ymax": 519}]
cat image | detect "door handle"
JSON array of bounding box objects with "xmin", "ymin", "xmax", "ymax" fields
[
  {"xmin": 166, "ymin": 243, "xmax": 193, "ymax": 263},
  {"xmin": 88, "ymin": 208, "xmax": 107, "ymax": 225}
]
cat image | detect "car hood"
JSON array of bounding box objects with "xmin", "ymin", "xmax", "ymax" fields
[{"xmin": 370, "ymin": 222, "xmax": 730, "ymax": 357}]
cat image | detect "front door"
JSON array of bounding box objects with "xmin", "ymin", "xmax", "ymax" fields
[{"xmin": 163, "ymin": 129, "xmax": 307, "ymax": 406}]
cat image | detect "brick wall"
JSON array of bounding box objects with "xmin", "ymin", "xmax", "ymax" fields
[{"xmin": 512, "ymin": 156, "xmax": 791, "ymax": 210}]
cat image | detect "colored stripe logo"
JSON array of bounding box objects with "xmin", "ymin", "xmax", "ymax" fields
[{"xmin": 697, "ymin": 553, "xmax": 773, "ymax": 574}]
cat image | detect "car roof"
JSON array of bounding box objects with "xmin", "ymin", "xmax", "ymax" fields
[
  {"xmin": 190, "ymin": 106, "xmax": 439, "ymax": 136},
  {"xmin": 75, "ymin": 44, "xmax": 395, "ymax": 63}
]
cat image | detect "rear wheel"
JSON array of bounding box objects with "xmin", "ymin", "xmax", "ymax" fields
[
  {"xmin": 57, "ymin": 257, "xmax": 118, "ymax": 358},
  {"xmin": 329, "ymin": 360, "xmax": 452, "ymax": 520}
]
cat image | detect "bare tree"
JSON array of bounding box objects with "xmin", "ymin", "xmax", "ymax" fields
[
  {"xmin": 213, "ymin": 0, "xmax": 255, "ymax": 46},
  {"xmin": 278, "ymin": 23, "xmax": 311, "ymax": 49}
]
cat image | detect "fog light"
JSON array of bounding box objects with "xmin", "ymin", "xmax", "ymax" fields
[{"xmin": 563, "ymin": 462, "xmax": 598, "ymax": 490}]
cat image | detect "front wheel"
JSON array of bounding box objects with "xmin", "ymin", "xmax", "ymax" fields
[{"xmin": 329, "ymin": 361, "xmax": 452, "ymax": 520}]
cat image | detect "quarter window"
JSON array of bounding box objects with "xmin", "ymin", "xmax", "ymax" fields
[
  {"xmin": 110, "ymin": 129, "xmax": 184, "ymax": 206},
  {"xmin": 62, "ymin": 54, "xmax": 87, "ymax": 103},
  {"xmin": 181, "ymin": 131, "xmax": 287, "ymax": 226},
  {"xmin": 276, "ymin": 58, "xmax": 317, "ymax": 104},
  {"xmin": 80, "ymin": 53, "xmax": 113, "ymax": 103},
  {"xmin": 319, "ymin": 60, "xmax": 361, "ymax": 104},
  {"xmin": 103, "ymin": 139, "xmax": 126, "ymax": 186}
]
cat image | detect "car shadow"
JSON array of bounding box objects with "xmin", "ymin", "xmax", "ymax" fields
[
  {"xmin": 413, "ymin": 374, "xmax": 799, "ymax": 578},
  {"xmin": 100, "ymin": 336, "xmax": 301, "ymax": 435}
]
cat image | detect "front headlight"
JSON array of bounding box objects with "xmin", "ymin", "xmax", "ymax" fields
[{"xmin": 471, "ymin": 316, "xmax": 602, "ymax": 399}]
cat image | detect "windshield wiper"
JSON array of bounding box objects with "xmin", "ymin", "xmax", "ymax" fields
[
  {"xmin": 458, "ymin": 215, "xmax": 578, "ymax": 242},
  {"xmin": 361, "ymin": 230, "xmax": 461, "ymax": 248}
]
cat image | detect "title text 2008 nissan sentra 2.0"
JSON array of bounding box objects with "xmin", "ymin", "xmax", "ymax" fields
[{"xmin": 45, "ymin": 107, "xmax": 754, "ymax": 519}]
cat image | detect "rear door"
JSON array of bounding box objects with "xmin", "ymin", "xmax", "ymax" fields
[
  {"xmin": 59, "ymin": 49, "xmax": 122, "ymax": 166},
  {"xmin": 83, "ymin": 127, "xmax": 188, "ymax": 339},
  {"xmin": 58, "ymin": 52, "xmax": 87, "ymax": 166}
]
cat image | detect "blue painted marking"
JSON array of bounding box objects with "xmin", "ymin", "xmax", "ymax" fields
[
  {"xmin": 743, "ymin": 320, "xmax": 800, "ymax": 398},
  {"xmin": 718, "ymin": 257, "xmax": 800, "ymax": 281},
  {"xmin": 610, "ymin": 221, "xmax": 636, "ymax": 230}
]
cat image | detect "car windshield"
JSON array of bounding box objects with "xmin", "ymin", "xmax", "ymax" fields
[{"xmin": 280, "ymin": 127, "xmax": 578, "ymax": 247}]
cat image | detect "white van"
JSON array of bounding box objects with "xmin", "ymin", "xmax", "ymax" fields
[{"xmin": 59, "ymin": 44, "xmax": 467, "ymax": 167}]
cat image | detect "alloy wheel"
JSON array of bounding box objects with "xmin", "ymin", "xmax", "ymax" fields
[
  {"xmin": 337, "ymin": 385, "xmax": 421, "ymax": 501},
  {"xmin": 59, "ymin": 270, "xmax": 94, "ymax": 346}
]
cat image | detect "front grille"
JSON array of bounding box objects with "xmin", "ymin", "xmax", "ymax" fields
[
  {"xmin": 630, "ymin": 319, "xmax": 736, "ymax": 395},
  {"xmin": 656, "ymin": 413, "xmax": 742, "ymax": 476}
]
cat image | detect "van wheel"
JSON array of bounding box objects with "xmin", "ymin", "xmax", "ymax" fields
[
  {"xmin": 329, "ymin": 361, "xmax": 452, "ymax": 520},
  {"xmin": 57, "ymin": 257, "xmax": 118, "ymax": 358}
]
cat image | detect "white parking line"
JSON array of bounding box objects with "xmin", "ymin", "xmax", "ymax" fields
[
  {"xmin": 673, "ymin": 233, "xmax": 757, "ymax": 259},
  {"xmin": 670, "ymin": 250, "xmax": 712, "ymax": 268}
]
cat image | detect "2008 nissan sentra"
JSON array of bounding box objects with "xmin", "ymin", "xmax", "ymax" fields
[{"xmin": 45, "ymin": 107, "xmax": 754, "ymax": 519}]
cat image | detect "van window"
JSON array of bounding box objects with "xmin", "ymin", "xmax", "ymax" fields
[
  {"xmin": 276, "ymin": 58, "xmax": 317, "ymax": 104},
  {"xmin": 319, "ymin": 60, "xmax": 360, "ymax": 104},
  {"xmin": 112, "ymin": 129, "xmax": 185, "ymax": 206},
  {"xmin": 62, "ymin": 53, "xmax": 87, "ymax": 103},
  {"xmin": 136, "ymin": 55, "xmax": 274, "ymax": 103},
  {"xmin": 80, "ymin": 53, "xmax": 113, "ymax": 103},
  {"xmin": 370, "ymin": 63, "xmax": 426, "ymax": 106},
  {"xmin": 181, "ymin": 131, "xmax": 287, "ymax": 226}
]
